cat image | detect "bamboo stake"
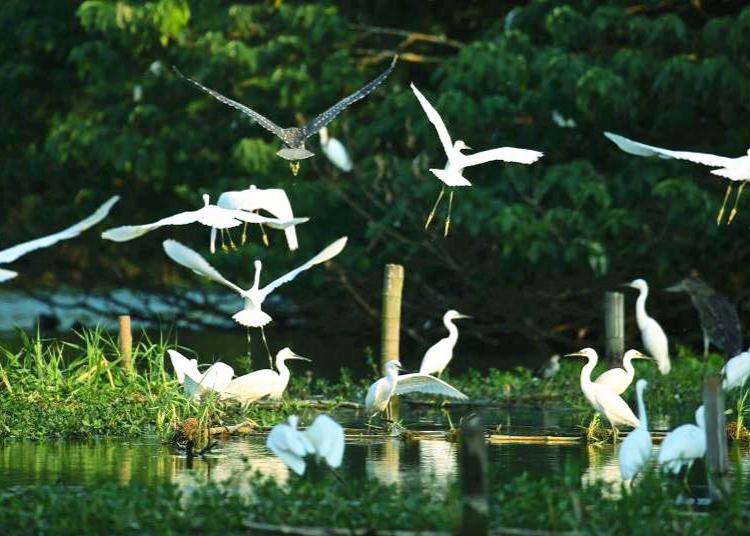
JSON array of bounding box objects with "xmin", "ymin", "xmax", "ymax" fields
[
  {"xmin": 604, "ymin": 292, "xmax": 624, "ymax": 364},
  {"xmin": 381, "ymin": 264, "xmax": 404, "ymax": 421},
  {"xmin": 118, "ymin": 315, "xmax": 133, "ymax": 373},
  {"xmin": 703, "ymin": 376, "xmax": 730, "ymax": 502}
]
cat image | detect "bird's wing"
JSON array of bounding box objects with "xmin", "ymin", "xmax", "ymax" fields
[
  {"xmin": 0, "ymin": 268, "xmax": 18, "ymax": 282},
  {"xmin": 199, "ymin": 362, "xmax": 235, "ymax": 393},
  {"xmin": 167, "ymin": 349, "xmax": 201, "ymax": 384},
  {"xmin": 394, "ymin": 373, "xmax": 468, "ymax": 399},
  {"xmin": 302, "ymin": 56, "xmax": 397, "ymax": 139},
  {"xmin": 222, "ymin": 369, "xmax": 278, "ymax": 401},
  {"xmin": 594, "ymin": 387, "xmax": 639, "ymax": 425},
  {"xmin": 0, "ymin": 196, "xmax": 119, "ymax": 264},
  {"xmin": 321, "ymin": 137, "xmax": 353, "ymax": 172},
  {"xmin": 461, "ymin": 147, "xmax": 544, "ymax": 168},
  {"xmin": 693, "ymin": 293, "xmax": 743, "ymax": 355},
  {"xmin": 261, "ymin": 236, "xmax": 347, "ymax": 295},
  {"xmin": 304, "ymin": 415, "xmax": 345, "ymax": 468},
  {"xmin": 226, "ymin": 209, "xmax": 307, "ymax": 230},
  {"xmin": 410, "ymin": 83, "xmax": 454, "ymax": 156},
  {"xmin": 162, "ymin": 239, "xmax": 245, "ymax": 295},
  {"xmin": 603, "ymin": 132, "xmax": 736, "ymax": 168},
  {"xmin": 267, "ymin": 423, "xmax": 307, "ymax": 475},
  {"xmin": 711, "ymin": 165, "xmax": 750, "ymax": 181},
  {"xmin": 102, "ymin": 210, "xmax": 200, "ymax": 242},
  {"xmin": 173, "ymin": 67, "xmax": 285, "ymax": 138}
]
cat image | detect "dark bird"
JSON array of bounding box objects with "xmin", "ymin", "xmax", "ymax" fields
[
  {"xmin": 173, "ymin": 56, "xmax": 397, "ymax": 175},
  {"xmin": 666, "ymin": 274, "xmax": 743, "ymax": 356},
  {"xmin": 535, "ymin": 354, "xmax": 561, "ymax": 380}
]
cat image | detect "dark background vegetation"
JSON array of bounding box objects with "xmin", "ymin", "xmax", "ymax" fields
[{"xmin": 2, "ymin": 0, "xmax": 750, "ymax": 364}]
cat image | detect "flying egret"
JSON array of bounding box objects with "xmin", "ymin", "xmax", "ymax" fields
[
  {"xmin": 162, "ymin": 236, "xmax": 347, "ymax": 328},
  {"xmin": 657, "ymin": 405, "xmax": 706, "ymax": 474},
  {"xmin": 103, "ymin": 194, "xmax": 307, "ymax": 253},
  {"xmin": 418, "ymin": 310, "xmax": 471, "ymax": 377},
  {"xmin": 603, "ymin": 131, "xmax": 750, "ymax": 224},
  {"xmin": 215, "ymin": 185, "xmax": 302, "ymax": 250},
  {"xmin": 594, "ymin": 349, "xmax": 652, "ymax": 395},
  {"xmin": 624, "ymin": 279, "xmax": 670, "ymax": 375},
  {"xmin": 267, "ymin": 414, "xmax": 345, "ymax": 476},
  {"xmin": 0, "ymin": 196, "xmax": 119, "ymax": 282},
  {"xmin": 535, "ymin": 354, "xmax": 561, "ymax": 380},
  {"xmin": 319, "ymin": 127, "xmax": 353, "ymax": 172},
  {"xmin": 566, "ymin": 349, "xmax": 640, "ymax": 435},
  {"xmin": 365, "ymin": 360, "xmax": 468, "ymax": 424},
  {"xmin": 410, "ymin": 83, "xmax": 543, "ymax": 236},
  {"xmin": 722, "ymin": 351, "xmax": 750, "ymax": 392},
  {"xmin": 618, "ymin": 379, "xmax": 653, "ymax": 481},
  {"xmin": 666, "ymin": 274, "xmax": 742, "ymax": 357},
  {"xmin": 174, "ymin": 56, "xmax": 396, "ymax": 175},
  {"xmin": 221, "ymin": 347, "xmax": 310, "ymax": 404},
  {"xmin": 167, "ymin": 349, "xmax": 234, "ymax": 400}
]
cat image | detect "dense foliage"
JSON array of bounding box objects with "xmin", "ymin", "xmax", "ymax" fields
[{"xmin": 2, "ymin": 1, "xmax": 750, "ymax": 357}]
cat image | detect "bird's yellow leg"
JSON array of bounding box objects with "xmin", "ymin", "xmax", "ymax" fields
[
  {"xmin": 425, "ymin": 187, "xmax": 445, "ymax": 229},
  {"xmin": 240, "ymin": 223, "xmax": 248, "ymax": 246},
  {"xmin": 443, "ymin": 190, "xmax": 454, "ymax": 237},
  {"xmin": 260, "ymin": 325, "xmax": 273, "ymax": 369},
  {"xmin": 290, "ymin": 161, "xmax": 300, "ymax": 176},
  {"xmin": 728, "ymin": 181, "xmax": 746, "ymax": 225},
  {"xmin": 260, "ymin": 223, "xmax": 269, "ymax": 247},
  {"xmin": 220, "ymin": 229, "xmax": 229, "ymax": 252},
  {"xmin": 227, "ymin": 229, "xmax": 238, "ymax": 251},
  {"xmin": 716, "ymin": 184, "xmax": 733, "ymax": 225}
]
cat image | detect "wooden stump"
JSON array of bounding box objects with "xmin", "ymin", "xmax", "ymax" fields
[
  {"xmin": 381, "ymin": 264, "xmax": 404, "ymax": 421},
  {"xmin": 703, "ymin": 376, "xmax": 730, "ymax": 502},
  {"xmin": 118, "ymin": 315, "xmax": 133, "ymax": 373},
  {"xmin": 604, "ymin": 292, "xmax": 624, "ymax": 364},
  {"xmin": 459, "ymin": 413, "xmax": 488, "ymax": 535}
]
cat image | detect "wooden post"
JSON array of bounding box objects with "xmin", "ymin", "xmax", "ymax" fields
[
  {"xmin": 381, "ymin": 264, "xmax": 404, "ymax": 420},
  {"xmin": 459, "ymin": 413, "xmax": 488, "ymax": 536},
  {"xmin": 604, "ymin": 292, "xmax": 624, "ymax": 364},
  {"xmin": 118, "ymin": 315, "xmax": 133, "ymax": 373},
  {"xmin": 703, "ymin": 376, "xmax": 730, "ymax": 502}
]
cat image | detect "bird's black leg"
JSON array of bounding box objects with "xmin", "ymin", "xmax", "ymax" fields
[
  {"xmin": 260, "ymin": 325, "xmax": 273, "ymax": 368},
  {"xmin": 425, "ymin": 187, "xmax": 445, "ymax": 230},
  {"xmin": 728, "ymin": 181, "xmax": 746, "ymax": 224},
  {"xmin": 444, "ymin": 190, "xmax": 455, "ymax": 237},
  {"xmin": 716, "ymin": 184, "xmax": 733, "ymax": 225}
]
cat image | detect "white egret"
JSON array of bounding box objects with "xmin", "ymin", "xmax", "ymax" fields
[
  {"xmin": 594, "ymin": 349, "xmax": 652, "ymax": 395},
  {"xmin": 566, "ymin": 349, "xmax": 640, "ymax": 434},
  {"xmin": 624, "ymin": 279, "xmax": 670, "ymax": 374},
  {"xmin": 535, "ymin": 354, "xmax": 561, "ymax": 380},
  {"xmin": 167, "ymin": 349, "xmax": 234, "ymax": 400},
  {"xmin": 410, "ymin": 83, "xmax": 543, "ymax": 236},
  {"xmin": 267, "ymin": 414, "xmax": 345, "ymax": 476},
  {"xmin": 722, "ymin": 351, "xmax": 750, "ymax": 392},
  {"xmin": 657, "ymin": 405, "xmax": 706, "ymax": 474},
  {"xmin": 365, "ymin": 360, "xmax": 468, "ymax": 422},
  {"xmin": 221, "ymin": 347, "xmax": 310, "ymax": 404},
  {"xmin": 215, "ymin": 185, "xmax": 302, "ymax": 251},
  {"xmin": 319, "ymin": 127, "xmax": 353, "ymax": 172},
  {"xmin": 162, "ymin": 236, "xmax": 347, "ymax": 328},
  {"xmin": 103, "ymin": 194, "xmax": 306, "ymax": 253},
  {"xmin": 418, "ymin": 310, "xmax": 471, "ymax": 376},
  {"xmin": 604, "ymin": 131, "xmax": 750, "ymax": 224},
  {"xmin": 618, "ymin": 379, "xmax": 652, "ymax": 480},
  {"xmin": 0, "ymin": 196, "xmax": 119, "ymax": 282},
  {"xmin": 174, "ymin": 56, "xmax": 396, "ymax": 175}
]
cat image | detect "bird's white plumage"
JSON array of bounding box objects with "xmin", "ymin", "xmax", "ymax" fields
[
  {"xmin": 712, "ymin": 163, "xmax": 750, "ymax": 182},
  {"xmin": 619, "ymin": 379, "xmax": 652, "ymax": 480},
  {"xmin": 418, "ymin": 310, "xmax": 469, "ymax": 376},
  {"xmin": 221, "ymin": 348, "xmax": 309, "ymax": 404},
  {"xmin": 319, "ymin": 127, "xmax": 353, "ymax": 172},
  {"xmin": 266, "ymin": 414, "xmax": 345, "ymax": 476},
  {"xmin": 169, "ymin": 349, "xmax": 200, "ymax": 384},
  {"xmin": 0, "ymin": 268, "xmax": 18, "ymax": 282},
  {"xmin": 604, "ymin": 132, "xmax": 741, "ymax": 168},
  {"xmin": 594, "ymin": 349, "xmax": 650, "ymax": 395},
  {"xmin": 722, "ymin": 351, "xmax": 750, "ymax": 391},
  {"xmin": 304, "ymin": 415, "xmax": 345, "ymax": 469},
  {"xmin": 168, "ymin": 349, "xmax": 234, "ymax": 400},
  {"xmin": 627, "ymin": 279, "xmax": 670, "ymax": 375},
  {"xmin": 657, "ymin": 406, "xmax": 706, "ymax": 474},
  {"xmin": 163, "ymin": 240, "xmax": 244, "ymax": 294}
]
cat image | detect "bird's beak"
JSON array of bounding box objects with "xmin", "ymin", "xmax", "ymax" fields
[
  {"xmin": 635, "ymin": 352, "xmax": 653, "ymax": 360},
  {"xmin": 620, "ymin": 282, "xmax": 634, "ymax": 289},
  {"xmin": 564, "ymin": 352, "xmax": 586, "ymax": 358},
  {"xmin": 455, "ymin": 314, "xmax": 472, "ymax": 320},
  {"xmin": 288, "ymin": 353, "xmax": 311, "ymax": 362}
]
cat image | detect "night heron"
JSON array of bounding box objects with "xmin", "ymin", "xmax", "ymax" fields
[
  {"xmin": 167, "ymin": 349, "xmax": 234, "ymax": 400},
  {"xmin": 319, "ymin": 127, "xmax": 353, "ymax": 172},
  {"xmin": 411, "ymin": 83, "xmax": 543, "ymax": 236},
  {"xmin": 215, "ymin": 185, "xmax": 303, "ymax": 251},
  {"xmin": 604, "ymin": 132, "xmax": 750, "ymax": 224},
  {"xmin": 666, "ymin": 274, "xmax": 742, "ymax": 356},
  {"xmin": 657, "ymin": 405, "xmax": 706, "ymax": 474},
  {"xmin": 594, "ymin": 349, "xmax": 652, "ymax": 395},
  {"xmin": 624, "ymin": 279, "xmax": 670, "ymax": 374},
  {"xmin": 103, "ymin": 194, "xmax": 306, "ymax": 253},
  {"xmin": 267, "ymin": 414, "xmax": 344, "ymax": 476},
  {"xmin": 222, "ymin": 348, "xmax": 310, "ymax": 404},
  {"xmin": 0, "ymin": 196, "xmax": 119, "ymax": 282},
  {"xmin": 174, "ymin": 56, "xmax": 397, "ymax": 175},
  {"xmin": 418, "ymin": 310, "xmax": 471, "ymax": 376},
  {"xmin": 619, "ymin": 379, "xmax": 652, "ymax": 481}
]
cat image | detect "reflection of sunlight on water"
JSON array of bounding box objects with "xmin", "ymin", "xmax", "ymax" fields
[
  {"xmin": 419, "ymin": 440, "xmax": 457, "ymax": 488},
  {"xmin": 367, "ymin": 439, "xmax": 400, "ymax": 487},
  {"xmin": 581, "ymin": 444, "xmax": 623, "ymax": 498}
]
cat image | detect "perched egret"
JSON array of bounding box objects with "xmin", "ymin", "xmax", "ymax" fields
[
  {"xmin": 619, "ymin": 379, "xmax": 653, "ymax": 481},
  {"xmin": 410, "ymin": 83, "xmax": 543, "ymax": 236},
  {"xmin": 604, "ymin": 132, "xmax": 750, "ymax": 224},
  {"xmin": 221, "ymin": 348, "xmax": 310, "ymax": 404},
  {"xmin": 566, "ymin": 349, "xmax": 640, "ymax": 433},
  {"xmin": 174, "ymin": 56, "xmax": 396, "ymax": 175},
  {"xmin": 319, "ymin": 127, "xmax": 353, "ymax": 172},
  {"xmin": 722, "ymin": 351, "xmax": 750, "ymax": 392},
  {"xmin": 167, "ymin": 349, "xmax": 234, "ymax": 400},
  {"xmin": 365, "ymin": 360, "xmax": 468, "ymax": 423},
  {"xmin": 0, "ymin": 196, "xmax": 119, "ymax": 282},
  {"xmin": 624, "ymin": 279, "xmax": 670, "ymax": 374},
  {"xmin": 418, "ymin": 310, "xmax": 471, "ymax": 376},
  {"xmin": 657, "ymin": 405, "xmax": 706, "ymax": 474},
  {"xmin": 267, "ymin": 414, "xmax": 345, "ymax": 476},
  {"xmin": 535, "ymin": 354, "xmax": 561, "ymax": 380},
  {"xmin": 594, "ymin": 349, "xmax": 652, "ymax": 395},
  {"xmin": 216, "ymin": 185, "xmax": 302, "ymax": 251},
  {"xmin": 666, "ymin": 275, "xmax": 742, "ymax": 356},
  {"xmin": 103, "ymin": 194, "xmax": 306, "ymax": 253},
  {"xmin": 162, "ymin": 237, "xmax": 347, "ymax": 328}
]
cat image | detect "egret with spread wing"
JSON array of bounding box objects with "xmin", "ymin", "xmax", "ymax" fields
[
  {"xmin": 221, "ymin": 347, "xmax": 310, "ymax": 404},
  {"xmin": 411, "ymin": 83, "xmax": 543, "ymax": 236},
  {"xmin": 167, "ymin": 349, "xmax": 234, "ymax": 400},
  {"xmin": 174, "ymin": 56, "xmax": 396, "ymax": 175},
  {"xmin": 0, "ymin": 196, "xmax": 119, "ymax": 282},
  {"xmin": 267, "ymin": 414, "xmax": 345, "ymax": 476}
]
